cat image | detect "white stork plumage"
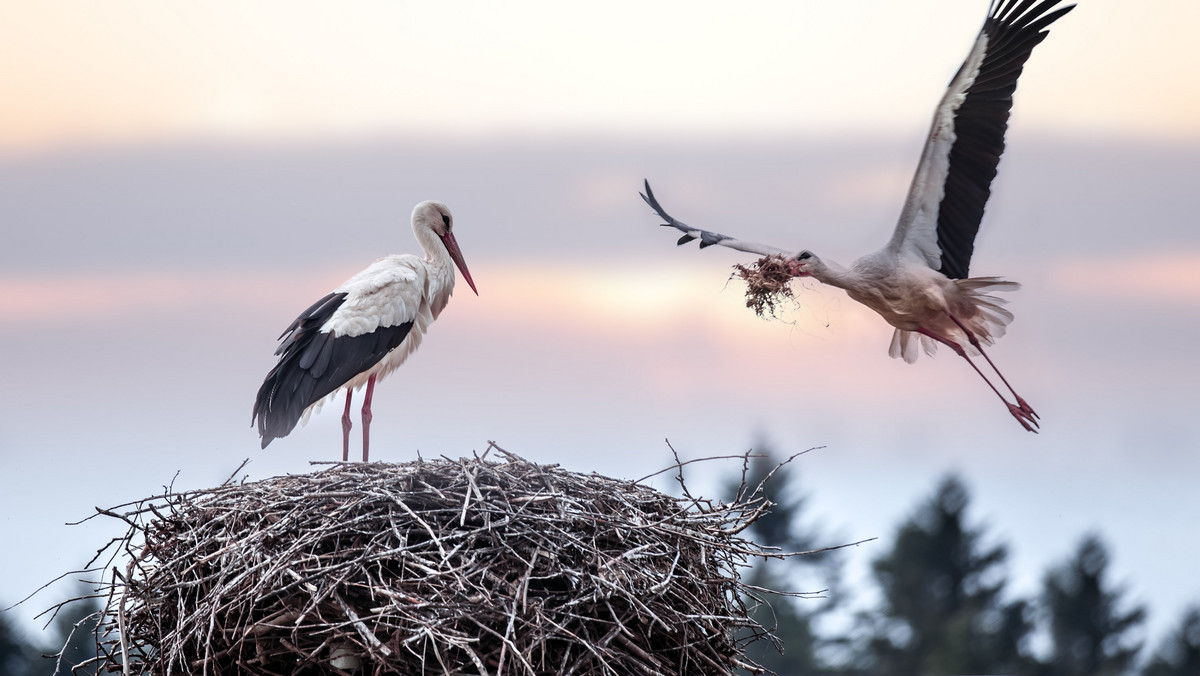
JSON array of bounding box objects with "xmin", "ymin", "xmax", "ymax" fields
[
  {"xmin": 641, "ymin": 0, "xmax": 1076, "ymax": 433},
  {"xmin": 253, "ymin": 200, "xmax": 477, "ymax": 460}
]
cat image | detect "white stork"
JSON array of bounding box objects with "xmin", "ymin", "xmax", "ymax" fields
[
  {"xmin": 641, "ymin": 0, "xmax": 1076, "ymax": 433},
  {"xmin": 253, "ymin": 200, "xmax": 477, "ymax": 460}
]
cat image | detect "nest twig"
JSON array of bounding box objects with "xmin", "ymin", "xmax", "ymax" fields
[
  {"xmin": 731, "ymin": 256, "xmax": 799, "ymax": 319},
  {"xmin": 65, "ymin": 443, "xmax": 835, "ymax": 675}
]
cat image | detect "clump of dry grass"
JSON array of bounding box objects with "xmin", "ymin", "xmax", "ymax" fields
[
  {"xmin": 64, "ymin": 444, "xmax": 833, "ymax": 675},
  {"xmin": 731, "ymin": 256, "xmax": 799, "ymax": 318}
]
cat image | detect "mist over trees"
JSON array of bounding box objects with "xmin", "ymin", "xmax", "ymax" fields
[{"xmin": 728, "ymin": 444, "xmax": 1190, "ymax": 676}]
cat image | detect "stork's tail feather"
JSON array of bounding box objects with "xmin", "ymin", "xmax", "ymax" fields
[
  {"xmin": 889, "ymin": 330, "xmax": 940, "ymax": 365},
  {"xmin": 889, "ymin": 276, "xmax": 1020, "ymax": 364},
  {"xmin": 956, "ymin": 276, "xmax": 1019, "ymax": 347}
]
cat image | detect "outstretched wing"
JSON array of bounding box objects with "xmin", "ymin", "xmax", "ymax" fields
[
  {"xmin": 641, "ymin": 180, "xmax": 791, "ymax": 258},
  {"xmin": 888, "ymin": 0, "xmax": 1074, "ymax": 279}
]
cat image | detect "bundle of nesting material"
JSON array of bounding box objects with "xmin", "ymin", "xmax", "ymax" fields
[
  {"xmin": 731, "ymin": 255, "xmax": 799, "ymax": 319},
  {"xmin": 81, "ymin": 446, "xmax": 798, "ymax": 675}
]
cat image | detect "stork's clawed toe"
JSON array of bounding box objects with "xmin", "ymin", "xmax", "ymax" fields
[
  {"xmin": 1007, "ymin": 403, "xmax": 1040, "ymax": 433},
  {"xmin": 1015, "ymin": 396, "xmax": 1039, "ymax": 420}
]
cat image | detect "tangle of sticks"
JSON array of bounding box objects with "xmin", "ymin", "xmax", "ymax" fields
[
  {"xmin": 72, "ymin": 444, "xmax": 821, "ymax": 675},
  {"xmin": 731, "ymin": 255, "xmax": 800, "ymax": 319}
]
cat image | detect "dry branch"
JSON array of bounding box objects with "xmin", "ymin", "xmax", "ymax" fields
[{"xmin": 71, "ymin": 444, "xmax": 825, "ymax": 675}]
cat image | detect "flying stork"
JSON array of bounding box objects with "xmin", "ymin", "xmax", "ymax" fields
[
  {"xmin": 253, "ymin": 200, "xmax": 478, "ymax": 460},
  {"xmin": 641, "ymin": 0, "xmax": 1076, "ymax": 432}
]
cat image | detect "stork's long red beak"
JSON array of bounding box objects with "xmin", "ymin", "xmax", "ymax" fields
[{"xmin": 441, "ymin": 231, "xmax": 478, "ymax": 295}]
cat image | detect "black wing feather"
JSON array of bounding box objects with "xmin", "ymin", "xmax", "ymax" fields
[
  {"xmin": 641, "ymin": 180, "xmax": 733, "ymax": 249},
  {"xmin": 936, "ymin": 0, "xmax": 1073, "ymax": 279},
  {"xmin": 253, "ymin": 292, "xmax": 414, "ymax": 449}
]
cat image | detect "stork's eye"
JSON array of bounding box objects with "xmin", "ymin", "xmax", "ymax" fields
[
  {"xmin": 441, "ymin": 214, "xmax": 451, "ymax": 228},
  {"xmin": 798, "ymin": 251, "xmax": 813, "ymax": 260}
]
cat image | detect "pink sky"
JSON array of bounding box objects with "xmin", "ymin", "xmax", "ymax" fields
[
  {"xmin": 3, "ymin": 135, "xmax": 1198, "ymax": 649},
  {"xmin": 3, "ymin": 0, "xmax": 1199, "ymax": 656}
]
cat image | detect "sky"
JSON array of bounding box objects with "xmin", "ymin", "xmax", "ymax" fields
[{"xmin": 2, "ymin": 0, "xmax": 1198, "ymax": 660}]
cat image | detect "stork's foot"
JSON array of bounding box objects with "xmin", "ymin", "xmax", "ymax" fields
[
  {"xmin": 1007, "ymin": 402, "xmax": 1040, "ymax": 433},
  {"xmin": 1015, "ymin": 395, "xmax": 1039, "ymax": 420}
]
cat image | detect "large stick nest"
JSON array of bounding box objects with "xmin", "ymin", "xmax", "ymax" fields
[{"xmin": 78, "ymin": 446, "xmax": 813, "ymax": 675}]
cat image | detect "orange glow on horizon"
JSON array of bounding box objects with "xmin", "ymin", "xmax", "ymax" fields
[
  {"xmin": 3, "ymin": 1, "xmax": 1199, "ymax": 153},
  {"xmin": 0, "ymin": 262, "xmax": 966, "ymax": 406}
]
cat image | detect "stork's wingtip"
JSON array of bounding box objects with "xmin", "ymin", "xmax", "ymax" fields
[
  {"xmin": 640, "ymin": 180, "xmax": 657, "ymax": 206},
  {"xmin": 1050, "ymin": 0, "xmax": 1077, "ymax": 15}
]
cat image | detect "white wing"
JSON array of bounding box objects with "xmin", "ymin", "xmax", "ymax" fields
[
  {"xmin": 641, "ymin": 180, "xmax": 792, "ymax": 258},
  {"xmin": 254, "ymin": 255, "xmax": 431, "ymax": 444},
  {"xmin": 326, "ymin": 255, "xmax": 425, "ymax": 337},
  {"xmin": 887, "ymin": 0, "xmax": 1074, "ymax": 279}
]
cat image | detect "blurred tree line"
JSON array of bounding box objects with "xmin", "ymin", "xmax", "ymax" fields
[{"xmin": 728, "ymin": 447, "xmax": 1200, "ymax": 676}]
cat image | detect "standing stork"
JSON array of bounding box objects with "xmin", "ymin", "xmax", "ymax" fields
[
  {"xmin": 253, "ymin": 200, "xmax": 477, "ymax": 460},
  {"xmin": 641, "ymin": 0, "xmax": 1076, "ymax": 432}
]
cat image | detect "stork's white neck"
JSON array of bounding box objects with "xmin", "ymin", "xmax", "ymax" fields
[
  {"xmin": 413, "ymin": 222, "xmax": 446, "ymax": 264},
  {"xmin": 806, "ymin": 256, "xmax": 854, "ymax": 291},
  {"xmin": 412, "ymin": 221, "xmax": 457, "ymax": 316}
]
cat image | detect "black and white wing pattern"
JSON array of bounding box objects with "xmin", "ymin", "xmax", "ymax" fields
[
  {"xmin": 252, "ymin": 260, "xmax": 423, "ymax": 448},
  {"xmin": 889, "ymin": 0, "xmax": 1075, "ymax": 279},
  {"xmin": 641, "ymin": 180, "xmax": 791, "ymax": 258}
]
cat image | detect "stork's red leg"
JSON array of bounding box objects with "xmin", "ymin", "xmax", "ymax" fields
[
  {"xmin": 361, "ymin": 374, "xmax": 377, "ymax": 462},
  {"xmin": 341, "ymin": 390, "xmax": 353, "ymax": 461},
  {"xmin": 917, "ymin": 327, "xmax": 1038, "ymax": 433},
  {"xmin": 945, "ymin": 314, "xmax": 1038, "ymax": 421}
]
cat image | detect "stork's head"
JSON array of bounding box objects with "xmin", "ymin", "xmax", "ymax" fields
[
  {"xmin": 789, "ymin": 250, "xmax": 817, "ymax": 277},
  {"xmin": 413, "ymin": 200, "xmax": 478, "ymax": 295}
]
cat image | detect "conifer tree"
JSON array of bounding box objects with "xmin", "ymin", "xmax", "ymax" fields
[
  {"xmin": 1041, "ymin": 534, "xmax": 1145, "ymax": 676},
  {"xmin": 726, "ymin": 445, "xmax": 843, "ymax": 675},
  {"xmin": 1141, "ymin": 605, "xmax": 1200, "ymax": 676},
  {"xmin": 0, "ymin": 610, "xmax": 36, "ymax": 676},
  {"xmin": 858, "ymin": 475, "xmax": 1037, "ymax": 675}
]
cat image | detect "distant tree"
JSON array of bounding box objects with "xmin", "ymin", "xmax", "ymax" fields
[
  {"xmin": 1040, "ymin": 534, "xmax": 1145, "ymax": 676},
  {"xmin": 856, "ymin": 474, "xmax": 1038, "ymax": 675},
  {"xmin": 0, "ymin": 609, "xmax": 36, "ymax": 676},
  {"xmin": 725, "ymin": 444, "xmax": 844, "ymax": 675},
  {"xmin": 30, "ymin": 588, "xmax": 105, "ymax": 676},
  {"xmin": 743, "ymin": 565, "xmax": 826, "ymax": 675},
  {"xmin": 1141, "ymin": 604, "xmax": 1200, "ymax": 676}
]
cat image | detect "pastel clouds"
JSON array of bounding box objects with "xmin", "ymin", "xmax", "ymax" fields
[{"xmin": 1051, "ymin": 251, "xmax": 1200, "ymax": 305}]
